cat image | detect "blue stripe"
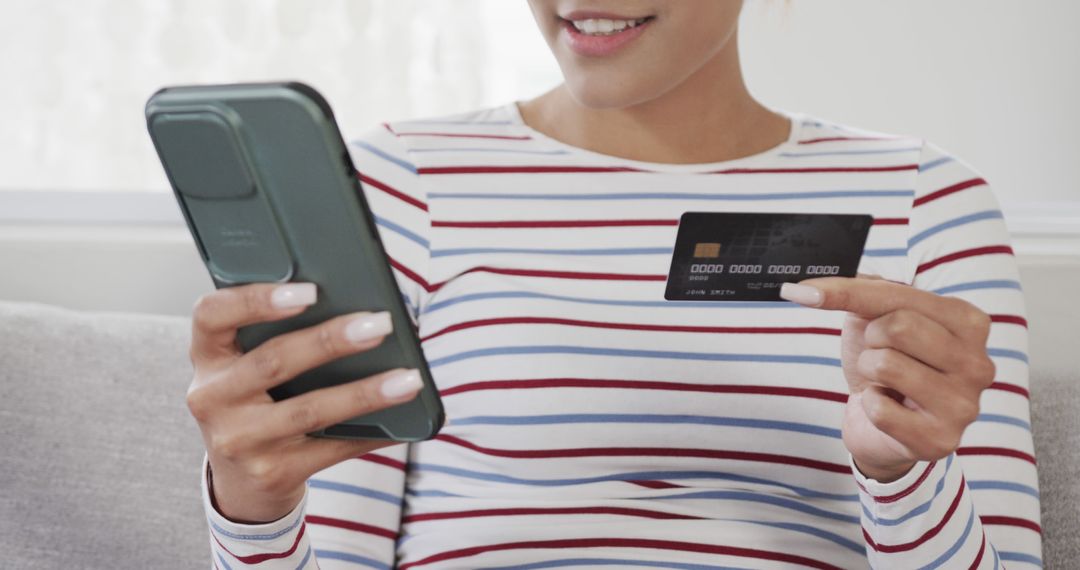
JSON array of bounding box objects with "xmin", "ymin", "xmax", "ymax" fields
[
  {"xmin": 351, "ymin": 140, "xmax": 417, "ymax": 174},
  {"xmin": 412, "ymin": 462, "xmax": 859, "ymax": 501},
  {"xmin": 908, "ymin": 209, "xmax": 1004, "ymax": 247},
  {"xmin": 931, "ymin": 279, "xmax": 1022, "ymax": 295},
  {"xmin": 861, "ymin": 455, "xmax": 952, "ymax": 527},
  {"xmin": 294, "ymin": 547, "xmax": 312, "ymax": 570},
  {"xmin": 977, "ymin": 413, "xmax": 1031, "ymax": 431},
  {"xmin": 863, "ymin": 247, "xmax": 908, "ymax": 257},
  {"xmin": 450, "ymin": 413, "xmax": 841, "ymax": 438},
  {"xmin": 999, "ymin": 551, "xmax": 1043, "ymax": 567},
  {"xmin": 373, "ymin": 215, "xmax": 429, "ymax": 249},
  {"xmin": 312, "ymin": 549, "xmax": 391, "ymax": 570},
  {"xmin": 735, "ymin": 519, "xmax": 865, "ymax": 554},
  {"xmin": 423, "ymin": 291, "xmax": 798, "ymax": 315},
  {"xmin": 400, "ymin": 293, "xmax": 417, "ymax": 319},
  {"xmin": 918, "ymin": 507, "xmax": 975, "ymax": 569},
  {"xmin": 431, "ymin": 246, "xmax": 671, "ymax": 258},
  {"xmin": 646, "ymin": 490, "xmax": 861, "ymax": 524},
  {"xmin": 779, "ymin": 147, "xmax": 921, "ymax": 157},
  {"xmin": 968, "ymin": 480, "xmax": 1040, "ymax": 499},
  {"xmin": 307, "ymin": 479, "xmax": 403, "ymax": 506},
  {"xmin": 207, "ymin": 509, "xmax": 303, "ymax": 541},
  {"xmin": 988, "ymin": 347, "xmax": 1029, "ymax": 363},
  {"xmin": 993, "ymin": 546, "xmax": 1001, "ymax": 569},
  {"xmin": 427, "ymin": 189, "xmax": 915, "ymax": 201},
  {"xmin": 919, "ymin": 156, "xmax": 954, "ymax": 172},
  {"xmin": 407, "ymin": 488, "xmax": 464, "ymax": 498},
  {"xmin": 407, "ymin": 147, "xmax": 571, "ymax": 155},
  {"xmin": 485, "ymin": 559, "xmax": 749, "ymax": 570},
  {"xmin": 216, "ymin": 552, "xmax": 234, "ymax": 570},
  {"xmin": 428, "ymin": 345, "xmax": 842, "ymax": 369}
]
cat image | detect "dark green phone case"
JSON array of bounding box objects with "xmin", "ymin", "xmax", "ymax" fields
[{"xmin": 145, "ymin": 81, "xmax": 443, "ymax": 442}]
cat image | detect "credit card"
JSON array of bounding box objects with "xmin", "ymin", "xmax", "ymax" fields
[{"xmin": 664, "ymin": 212, "xmax": 872, "ymax": 301}]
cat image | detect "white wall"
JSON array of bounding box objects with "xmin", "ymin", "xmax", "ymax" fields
[
  {"xmin": 739, "ymin": 0, "xmax": 1080, "ymax": 205},
  {"xmin": 1, "ymin": 1, "xmax": 1077, "ymax": 207}
]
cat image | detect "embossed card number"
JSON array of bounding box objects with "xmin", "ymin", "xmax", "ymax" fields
[{"xmin": 664, "ymin": 212, "xmax": 872, "ymax": 302}]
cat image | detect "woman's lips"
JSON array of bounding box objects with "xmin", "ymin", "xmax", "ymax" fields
[{"xmin": 559, "ymin": 15, "xmax": 654, "ymax": 58}]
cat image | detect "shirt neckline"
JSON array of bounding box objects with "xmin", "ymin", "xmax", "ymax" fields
[{"xmin": 505, "ymin": 100, "xmax": 805, "ymax": 174}]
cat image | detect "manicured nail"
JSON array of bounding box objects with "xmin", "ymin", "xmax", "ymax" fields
[
  {"xmin": 380, "ymin": 369, "xmax": 422, "ymax": 400},
  {"xmin": 780, "ymin": 283, "xmax": 822, "ymax": 306},
  {"xmin": 271, "ymin": 283, "xmax": 317, "ymax": 309},
  {"xmin": 345, "ymin": 311, "xmax": 393, "ymax": 343}
]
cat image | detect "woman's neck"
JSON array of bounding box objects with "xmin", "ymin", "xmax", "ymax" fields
[{"xmin": 518, "ymin": 30, "xmax": 791, "ymax": 164}]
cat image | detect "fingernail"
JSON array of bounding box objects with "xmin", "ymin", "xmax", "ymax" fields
[
  {"xmin": 780, "ymin": 283, "xmax": 822, "ymax": 306},
  {"xmin": 380, "ymin": 369, "xmax": 422, "ymax": 401},
  {"xmin": 345, "ymin": 311, "xmax": 393, "ymax": 343},
  {"xmin": 271, "ymin": 283, "xmax": 317, "ymax": 309}
]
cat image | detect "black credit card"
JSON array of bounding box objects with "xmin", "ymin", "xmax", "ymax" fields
[{"xmin": 664, "ymin": 212, "xmax": 872, "ymax": 301}]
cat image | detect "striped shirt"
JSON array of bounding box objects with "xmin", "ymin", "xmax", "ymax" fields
[{"xmin": 200, "ymin": 102, "xmax": 1041, "ymax": 569}]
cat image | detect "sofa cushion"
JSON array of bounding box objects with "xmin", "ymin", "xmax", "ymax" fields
[{"xmin": 0, "ymin": 300, "xmax": 207, "ymax": 569}]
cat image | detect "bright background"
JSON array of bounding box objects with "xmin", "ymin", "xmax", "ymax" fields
[
  {"xmin": 0, "ymin": 0, "xmax": 1076, "ymax": 372},
  {"xmin": 1, "ymin": 0, "xmax": 1078, "ymax": 209}
]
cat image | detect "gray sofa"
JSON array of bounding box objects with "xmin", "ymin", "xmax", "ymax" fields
[{"xmin": 0, "ymin": 299, "xmax": 1076, "ymax": 568}]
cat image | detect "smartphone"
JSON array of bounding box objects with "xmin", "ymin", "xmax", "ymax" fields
[{"xmin": 145, "ymin": 81, "xmax": 443, "ymax": 442}]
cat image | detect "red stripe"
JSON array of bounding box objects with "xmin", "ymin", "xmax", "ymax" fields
[
  {"xmin": 988, "ymin": 382, "xmax": 1030, "ymax": 399},
  {"xmin": 387, "ymin": 256, "xmax": 433, "ymax": 292},
  {"xmin": 968, "ymin": 535, "xmax": 987, "ymax": 570},
  {"xmin": 798, "ymin": 136, "xmax": 896, "ymax": 145},
  {"xmin": 916, "ymin": 245, "xmax": 1014, "ymax": 275},
  {"xmin": 913, "ymin": 177, "xmax": 987, "ymax": 207},
  {"xmin": 418, "ymin": 164, "xmax": 916, "ymax": 175},
  {"xmin": 359, "ymin": 173, "xmax": 427, "ymax": 211},
  {"xmin": 990, "ymin": 314, "xmax": 1029, "ymax": 328},
  {"xmin": 394, "ymin": 132, "xmax": 532, "ymax": 140},
  {"xmin": 305, "ymin": 515, "xmax": 396, "ymax": 539},
  {"xmin": 857, "ymin": 461, "xmax": 937, "ymax": 504},
  {"xmin": 629, "ymin": 480, "xmax": 685, "ymax": 489},
  {"xmin": 358, "ymin": 454, "xmax": 407, "ymax": 471},
  {"xmin": 957, "ymin": 446, "xmax": 1037, "ymax": 465},
  {"xmin": 864, "ymin": 476, "xmax": 966, "ymax": 553},
  {"xmin": 404, "ymin": 506, "xmax": 701, "ymax": 524},
  {"xmin": 212, "ymin": 521, "xmax": 307, "ymax": 564},
  {"xmin": 421, "ymin": 165, "xmax": 641, "ymax": 175},
  {"xmin": 398, "ymin": 537, "xmax": 845, "ymax": 570},
  {"xmin": 420, "ymin": 316, "xmax": 841, "ymax": 343},
  {"xmin": 431, "ymin": 218, "xmax": 678, "ymax": 228},
  {"xmin": 431, "ymin": 266, "xmax": 666, "ymax": 291},
  {"xmin": 435, "ymin": 434, "xmax": 851, "ymax": 474},
  {"xmin": 435, "ymin": 217, "xmax": 907, "ymax": 229},
  {"xmin": 708, "ymin": 164, "xmax": 917, "ymax": 174},
  {"xmin": 382, "ymin": 122, "xmax": 396, "ymax": 134},
  {"xmin": 439, "ymin": 378, "xmax": 849, "ymax": 403},
  {"xmin": 980, "ymin": 515, "xmax": 1043, "ymax": 534}
]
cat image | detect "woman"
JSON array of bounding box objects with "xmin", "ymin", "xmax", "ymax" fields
[{"xmin": 190, "ymin": 1, "xmax": 1040, "ymax": 568}]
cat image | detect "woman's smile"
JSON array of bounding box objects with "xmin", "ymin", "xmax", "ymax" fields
[{"xmin": 558, "ymin": 10, "xmax": 656, "ymax": 57}]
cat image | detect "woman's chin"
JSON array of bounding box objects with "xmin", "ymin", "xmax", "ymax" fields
[{"xmin": 561, "ymin": 74, "xmax": 667, "ymax": 110}]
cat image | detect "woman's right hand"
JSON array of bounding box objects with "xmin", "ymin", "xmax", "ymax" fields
[{"xmin": 185, "ymin": 282, "xmax": 422, "ymax": 524}]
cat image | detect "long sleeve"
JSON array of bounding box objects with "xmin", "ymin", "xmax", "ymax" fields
[
  {"xmin": 854, "ymin": 141, "xmax": 1042, "ymax": 568},
  {"xmin": 198, "ymin": 123, "xmax": 432, "ymax": 569},
  {"xmin": 201, "ymin": 446, "xmax": 410, "ymax": 570}
]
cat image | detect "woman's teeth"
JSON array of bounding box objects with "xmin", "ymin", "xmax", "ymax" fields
[{"xmin": 570, "ymin": 18, "xmax": 649, "ymax": 35}]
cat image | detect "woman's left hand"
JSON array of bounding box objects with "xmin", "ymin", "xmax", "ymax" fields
[{"xmin": 780, "ymin": 275, "xmax": 996, "ymax": 483}]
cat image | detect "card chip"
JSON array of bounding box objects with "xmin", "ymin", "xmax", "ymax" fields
[{"xmin": 693, "ymin": 242, "xmax": 721, "ymax": 258}]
